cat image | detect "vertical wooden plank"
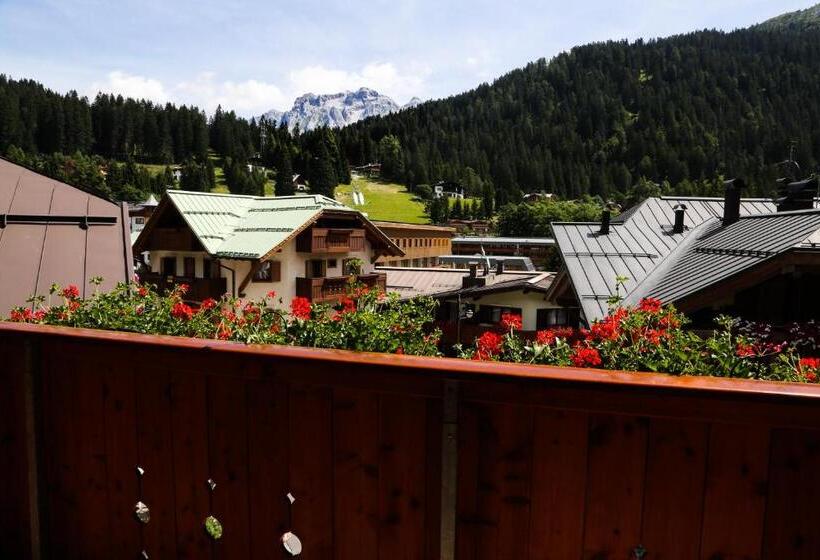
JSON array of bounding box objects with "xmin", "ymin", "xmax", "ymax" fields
[
  {"xmin": 0, "ymin": 337, "xmax": 33, "ymax": 559},
  {"xmin": 333, "ymin": 388, "xmax": 380, "ymax": 560},
  {"xmin": 42, "ymin": 347, "xmax": 112, "ymax": 559},
  {"xmin": 425, "ymin": 397, "xmax": 443, "ymax": 560},
  {"xmin": 378, "ymin": 393, "xmax": 429, "ymax": 560},
  {"xmin": 762, "ymin": 428, "xmax": 820, "ymax": 559},
  {"xmin": 583, "ymin": 414, "xmax": 648, "ymax": 560},
  {"xmin": 700, "ymin": 424, "xmax": 770, "ymax": 560},
  {"xmin": 528, "ymin": 409, "xmax": 588, "ymax": 560},
  {"xmin": 209, "ymin": 375, "xmax": 251, "ymax": 560},
  {"xmin": 101, "ymin": 359, "xmax": 141, "ymax": 558},
  {"xmin": 136, "ymin": 370, "xmax": 178, "ymax": 559},
  {"xmin": 289, "ymin": 384, "xmax": 334, "ymax": 560},
  {"xmin": 170, "ymin": 370, "xmax": 212, "ymax": 559},
  {"xmin": 640, "ymin": 419, "xmax": 708, "ymax": 560},
  {"xmin": 455, "ymin": 399, "xmax": 481, "ymax": 560},
  {"xmin": 246, "ymin": 377, "xmax": 290, "ymax": 560}
]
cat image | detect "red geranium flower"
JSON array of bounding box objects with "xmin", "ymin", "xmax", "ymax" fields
[
  {"xmin": 137, "ymin": 286, "xmax": 149, "ymax": 298},
  {"xmin": 177, "ymin": 283, "xmax": 189, "ymax": 295},
  {"xmin": 171, "ymin": 302, "xmax": 193, "ymax": 321},
  {"xmin": 476, "ymin": 331, "xmax": 503, "ymax": 356},
  {"xmin": 736, "ymin": 343, "xmax": 756, "ymax": 358},
  {"xmin": 637, "ymin": 297, "xmax": 663, "ymax": 314},
  {"xmin": 217, "ymin": 324, "xmax": 232, "ymax": 340},
  {"xmin": 536, "ymin": 329, "xmax": 556, "ymax": 345},
  {"xmin": 799, "ymin": 357, "xmax": 820, "ymax": 371},
  {"xmin": 199, "ymin": 298, "xmax": 217, "ymax": 311},
  {"xmin": 290, "ymin": 297, "xmax": 312, "ymax": 320},
  {"xmin": 61, "ymin": 285, "xmax": 80, "ymax": 299},
  {"xmin": 266, "ymin": 290, "xmax": 276, "ymax": 299},
  {"xmin": 340, "ymin": 297, "xmax": 356, "ymax": 314},
  {"xmin": 500, "ymin": 312, "xmax": 522, "ymax": 331},
  {"xmin": 570, "ymin": 345, "xmax": 602, "ymax": 368}
]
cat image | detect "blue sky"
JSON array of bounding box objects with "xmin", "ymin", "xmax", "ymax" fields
[{"xmin": 0, "ymin": 0, "xmax": 812, "ymax": 116}]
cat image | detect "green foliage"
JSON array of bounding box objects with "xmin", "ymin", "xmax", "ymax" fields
[
  {"xmin": 223, "ymin": 158, "xmax": 267, "ymax": 196},
  {"xmin": 335, "ymin": 178, "xmax": 428, "ymax": 223},
  {"xmin": 275, "ymin": 147, "xmax": 294, "ymax": 196},
  {"xmin": 331, "ymin": 27, "xmax": 820, "ymax": 202},
  {"xmin": 378, "ymin": 134, "xmax": 404, "ymax": 181},
  {"xmin": 496, "ymin": 198, "xmax": 604, "ymax": 237}
]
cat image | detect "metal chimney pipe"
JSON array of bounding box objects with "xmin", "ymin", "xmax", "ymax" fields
[
  {"xmin": 599, "ymin": 208, "xmax": 611, "ymax": 235},
  {"xmin": 723, "ymin": 179, "xmax": 743, "ymax": 226},
  {"xmin": 673, "ymin": 204, "xmax": 687, "ymax": 234}
]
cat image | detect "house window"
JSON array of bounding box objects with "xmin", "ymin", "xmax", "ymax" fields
[
  {"xmin": 327, "ymin": 259, "xmax": 338, "ymax": 269},
  {"xmin": 161, "ymin": 256, "xmax": 176, "ymax": 276},
  {"xmin": 536, "ymin": 308, "xmax": 580, "ymax": 329},
  {"xmin": 254, "ymin": 260, "xmax": 281, "ymax": 282},
  {"xmin": 203, "ymin": 259, "xmax": 214, "ymax": 279},
  {"xmin": 135, "ymin": 217, "xmax": 145, "ymax": 225},
  {"xmin": 477, "ymin": 305, "xmax": 523, "ymax": 325},
  {"xmin": 306, "ymin": 259, "xmax": 326, "ymax": 279},
  {"xmin": 183, "ymin": 257, "xmax": 195, "ymax": 277}
]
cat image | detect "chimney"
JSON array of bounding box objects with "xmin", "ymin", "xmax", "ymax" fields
[
  {"xmin": 723, "ymin": 178, "xmax": 743, "ymax": 226},
  {"xmin": 463, "ymin": 262, "xmax": 487, "ymax": 289},
  {"xmin": 495, "ymin": 260, "xmax": 505, "ymax": 274},
  {"xmin": 599, "ymin": 208, "xmax": 611, "ymax": 235},
  {"xmin": 777, "ymin": 177, "xmax": 817, "ymax": 212},
  {"xmin": 672, "ymin": 203, "xmax": 687, "ymax": 234}
]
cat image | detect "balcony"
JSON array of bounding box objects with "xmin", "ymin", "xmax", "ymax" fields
[
  {"xmin": 296, "ymin": 227, "xmax": 366, "ymax": 254},
  {"xmin": 140, "ymin": 272, "xmax": 227, "ymax": 302},
  {"xmin": 296, "ymin": 272, "xmax": 386, "ymax": 303}
]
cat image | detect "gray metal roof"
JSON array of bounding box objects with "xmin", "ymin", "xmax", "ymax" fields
[
  {"xmin": 452, "ymin": 236, "xmax": 556, "ymax": 246},
  {"xmin": 553, "ymin": 196, "xmax": 781, "ymax": 324},
  {"xmin": 379, "ymin": 267, "xmax": 538, "ymax": 298},
  {"xmin": 626, "ymin": 210, "xmax": 820, "ymax": 305}
]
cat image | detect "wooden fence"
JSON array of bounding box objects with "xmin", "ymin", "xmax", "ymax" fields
[{"xmin": 2, "ymin": 322, "xmax": 820, "ymax": 559}]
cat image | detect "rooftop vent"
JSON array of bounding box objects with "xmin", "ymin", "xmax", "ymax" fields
[
  {"xmin": 672, "ymin": 203, "xmax": 687, "ymax": 234},
  {"xmin": 776, "ymin": 177, "xmax": 817, "ymax": 212},
  {"xmin": 463, "ymin": 262, "xmax": 487, "ymax": 289},
  {"xmin": 723, "ymin": 178, "xmax": 743, "ymax": 226}
]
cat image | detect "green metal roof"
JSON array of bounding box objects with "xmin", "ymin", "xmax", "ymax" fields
[{"xmin": 165, "ymin": 190, "xmax": 359, "ymax": 259}]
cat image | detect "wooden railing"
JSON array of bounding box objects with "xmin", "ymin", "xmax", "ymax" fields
[
  {"xmin": 140, "ymin": 272, "xmax": 227, "ymax": 302},
  {"xmin": 296, "ymin": 227, "xmax": 366, "ymax": 253},
  {"xmin": 3, "ymin": 322, "xmax": 820, "ymax": 559},
  {"xmin": 295, "ymin": 273, "xmax": 386, "ymax": 302}
]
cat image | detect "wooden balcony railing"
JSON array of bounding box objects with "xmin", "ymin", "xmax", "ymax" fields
[
  {"xmin": 295, "ymin": 273, "xmax": 386, "ymax": 302},
  {"xmin": 140, "ymin": 272, "xmax": 227, "ymax": 302},
  {"xmin": 296, "ymin": 227, "xmax": 366, "ymax": 253},
  {"xmin": 4, "ymin": 322, "xmax": 820, "ymax": 559}
]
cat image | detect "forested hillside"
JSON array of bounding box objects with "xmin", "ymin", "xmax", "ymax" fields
[{"xmin": 331, "ymin": 26, "xmax": 820, "ymax": 205}]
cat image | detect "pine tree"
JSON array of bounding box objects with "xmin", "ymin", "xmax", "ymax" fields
[{"xmin": 276, "ymin": 148, "xmax": 295, "ymax": 196}]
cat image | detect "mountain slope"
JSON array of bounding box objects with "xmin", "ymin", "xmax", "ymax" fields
[
  {"xmin": 757, "ymin": 3, "xmax": 820, "ymax": 31},
  {"xmin": 331, "ymin": 24, "xmax": 820, "ymax": 204},
  {"xmin": 263, "ymin": 87, "xmax": 411, "ymax": 131}
]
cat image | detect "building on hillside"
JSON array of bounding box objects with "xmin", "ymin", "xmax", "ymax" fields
[
  {"xmin": 550, "ymin": 181, "xmax": 820, "ymax": 327},
  {"xmin": 133, "ymin": 191, "xmax": 403, "ymax": 305},
  {"xmin": 381, "ymin": 263, "xmax": 562, "ymax": 346},
  {"xmin": 523, "ymin": 192, "xmax": 554, "ymax": 203},
  {"xmin": 433, "ymin": 181, "xmax": 464, "ymax": 200},
  {"xmin": 372, "ymin": 221, "xmax": 455, "ymax": 267},
  {"xmin": 351, "ymin": 163, "xmax": 381, "ymax": 178},
  {"xmin": 293, "ymin": 174, "xmax": 308, "ymax": 192},
  {"xmin": 0, "ymin": 156, "xmax": 133, "ymax": 315},
  {"xmin": 451, "ymin": 236, "xmax": 556, "ymax": 269},
  {"xmin": 446, "ymin": 219, "xmax": 492, "ymax": 234},
  {"xmin": 129, "ymin": 193, "xmax": 159, "ymax": 237}
]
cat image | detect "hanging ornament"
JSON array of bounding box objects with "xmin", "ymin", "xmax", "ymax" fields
[
  {"xmin": 281, "ymin": 531, "xmax": 302, "ymax": 556},
  {"xmin": 204, "ymin": 515, "xmax": 223, "ymax": 540},
  {"xmin": 134, "ymin": 501, "xmax": 150, "ymax": 524}
]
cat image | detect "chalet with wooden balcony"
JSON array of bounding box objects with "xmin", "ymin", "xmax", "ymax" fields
[{"xmin": 133, "ymin": 190, "xmax": 402, "ymax": 305}]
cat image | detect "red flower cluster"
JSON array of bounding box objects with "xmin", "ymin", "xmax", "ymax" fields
[
  {"xmin": 570, "ymin": 345, "xmax": 602, "ymax": 368},
  {"xmin": 199, "ymin": 298, "xmax": 217, "ymax": 311},
  {"xmin": 340, "ymin": 297, "xmax": 356, "ymax": 314},
  {"xmin": 499, "ymin": 312, "xmax": 522, "ymax": 331},
  {"xmin": 637, "ymin": 297, "xmax": 662, "ymax": 314},
  {"xmin": 736, "ymin": 342, "xmax": 756, "ymax": 358},
  {"xmin": 473, "ymin": 331, "xmax": 504, "ymax": 360},
  {"xmin": 137, "ymin": 286, "xmax": 149, "ymax": 298},
  {"xmin": 177, "ymin": 283, "xmax": 189, "ymax": 295},
  {"xmin": 9, "ymin": 308, "xmax": 46, "ymax": 322},
  {"xmin": 266, "ymin": 290, "xmax": 277, "ymax": 299},
  {"xmin": 290, "ymin": 297, "xmax": 312, "ymax": 320},
  {"xmin": 61, "ymin": 285, "xmax": 80, "ymax": 299},
  {"xmin": 171, "ymin": 302, "xmax": 193, "ymax": 321},
  {"xmin": 535, "ymin": 327, "xmax": 574, "ymax": 346},
  {"xmin": 799, "ymin": 357, "xmax": 820, "ymax": 382}
]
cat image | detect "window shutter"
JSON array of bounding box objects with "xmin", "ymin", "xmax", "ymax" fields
[{"xmin": 271, "ymin": 261, "xmax": 281, "ymax": 282}]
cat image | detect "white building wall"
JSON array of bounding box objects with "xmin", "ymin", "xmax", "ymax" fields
[{"xmin": 465, "ymin": 289, "xmax": 561, "ymax": 331}]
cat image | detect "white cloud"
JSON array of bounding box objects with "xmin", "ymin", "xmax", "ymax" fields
[
  {"xmin": 88, "ymin": 71, "xmax": 168, "ymax": 103},
  {"xmin": 85, "ymin": 62, "xmax": 430, "ymax": 117}
]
